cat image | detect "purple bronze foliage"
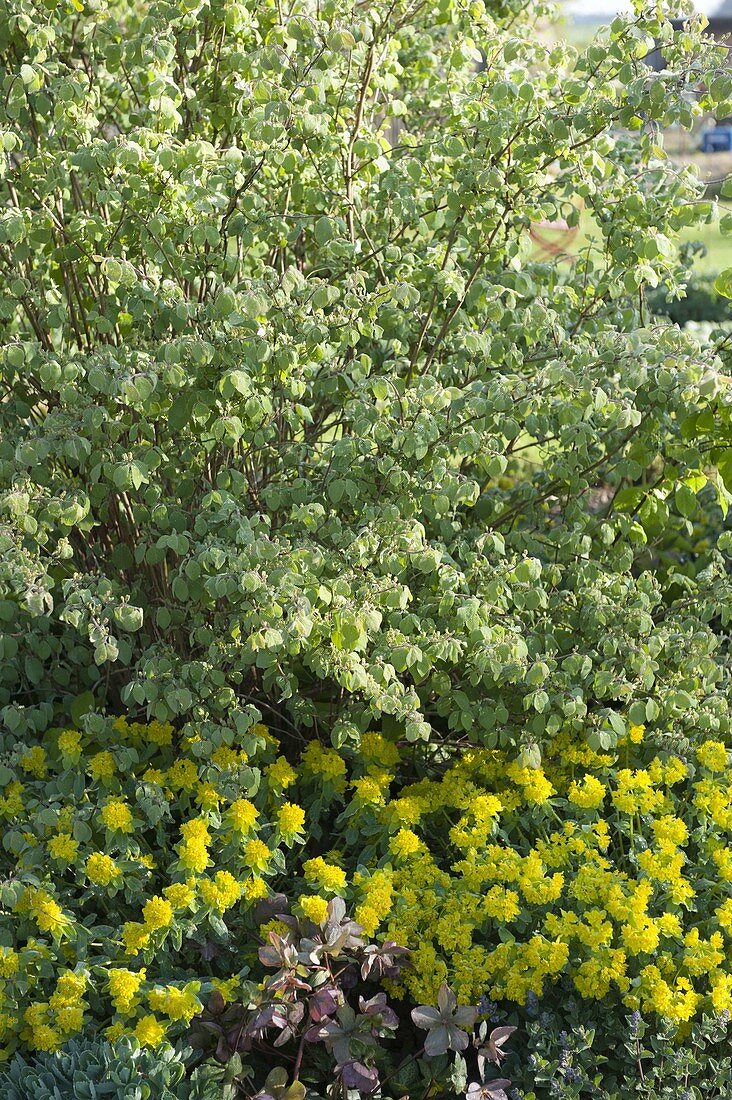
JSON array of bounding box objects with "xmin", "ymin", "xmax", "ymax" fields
[{"xmin": 188, "ymin": 899, "xmax": 514, "ymax": 1098}]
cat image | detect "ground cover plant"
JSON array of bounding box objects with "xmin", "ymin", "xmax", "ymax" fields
[{"xmin": 3, "ymin": 0, "xmax": 732, "ymax": 1094}]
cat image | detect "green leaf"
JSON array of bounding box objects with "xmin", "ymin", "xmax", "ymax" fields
[
  {"xmin": 70, "ymin": 691, "xmax": 95, "ymax": 725},
  {"xmin": 674, "ymin": 484, "xmax": 697, "ymax": 518},
  {"xmin": 168, "ymin": 393, "xmax": 195, "ymax": 431},
  {"xmin": 714, "ymin": 268, "xmax": 732, "ymax": 299},
  {"xmin": 113, "ymin": 605, "xmax": 144, "ymax": 632},
  {"xmin": 314, "ymin": 216, "xmax": 335, "ymax": 244},
  {"xmin": 332, "ymin": 612, "xmax": 367, "ymax": 652}
]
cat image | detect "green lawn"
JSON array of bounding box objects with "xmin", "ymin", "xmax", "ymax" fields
[
  {"xmin": 550, "ymin": 13, "xmax": 732, "ymax": 274},
  {"xmin": 532, "ymin": 216, "xmax": 732, "ymax": 275},
  {"xmin": 678, "ymin": 222, "xmax": 732, "ymax": 274}
]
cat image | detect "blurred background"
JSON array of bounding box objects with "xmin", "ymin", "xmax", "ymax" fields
[{"xmin": 539, "ymin": 1, "xmax": 732, "ymax": 279}]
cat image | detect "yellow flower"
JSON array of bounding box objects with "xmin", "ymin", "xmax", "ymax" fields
[
  {"xmin": 134, "ymin": 1014, "xmax": 166, "ymax": 1046},
  {"xmin": 148, "ymin": 982, "xmax": 202, "ymax": 1023},
  {"xmin": 24, "ymin": 1003, "xmax": 50, "ymax": 1028},
  {"xmin": 0, "ymin": 1009, "xmax": 18, "ymax": 1042},
  {"xmin": 165, "ymin": 758, "xmax": 198, "ymax": 792},
  {"xmin": 243, "ymin": 838, "xmax": 271, "ymax": 871},
  {"xmin": 179, "ymin": 838, "xmax": 210, "ymax": 873},
  {"xmin": 55, "ymin": 1003, "xmax": 84, "ymax": 1036},
  {"xmin": 386, "ymin": 796, "xmax": 424, "ymax": 825},
  {"xmin": 657, "ymin": 913, "xmax": 682, "ymax": 939},
  {"xmin": 352, "ymin": 776, "xmax": 386, "ymax": 806},
  {"xmin": 715, "ymin": 898, "xmax": 732, "ymax": 936},
  {"xmin": 164, "ymin": 882, "xmax": 195, "ymax": 910},
  {"xmin": 711, "ymin": 971, "xmax": 732, "ymax": 1014},
  {"xmin": 355, "ymin": 868, "xmax": 393, "ymax": 935},
  {"xmin": 142, "ymin": 896, "xmax": 174, "ymax": 931},
  {"xmin": 693, "ymin": 779, "xmax": 732, "ymax": 830},
  {"xmin": 57, "ymin": 730, "xmax": 82, "ymax": 762},
  {"xmin": 683, "ymin": 929, "xmax": 724, "ymax": 976},
  {"xmin": 611, "ymin": 770, "xmax": 664, "ymax": 815},
  {"xmin": 651, "ymin": 815, "xmax": 688, "ymax": 848},
  {"xmin": 648, "ymin": 755, "xmax": 688, "ymax": 786},
  {"xmin": 354, "ymin": 902, "xmax": 383, "ymax": 937},
  {"xmin": 389, "ymin": 828, "xmax": 422, "ymax": 860},
  {"xmin": 121, "ymin": 922, "xmax": 150, "ymax": 956},
  {"xmin": 27, "ymin": 890, "xmax": 71, "ymax": 937},
  {"xmin": 628, "ymin": 723, "xmax": 645, "ymax": 744},
  {"xmin": 259, "ymin": 918, "xmax": 291, "ymax": 939},
  {"xmin": 638, "ymin": 966, "xmax": 699, "ymax": 1022},
  {"xmin": 697, "ymin": 741, "xmax": 729, "ymax": 773},
  {"xmin": 108, "ymin": 968, "xmax": 145, "ymax": 1014},
  {"xmin": 28, "ymin": 1022, "xmax": 61, "ymax": 1052},
  {"xmin": 146, "ymin": 721, "xmax": 174, "ymax": 747},
  {"xmin": 48, "ymin": 833, "xmax": 79, "ymax": 865},
  {"xmin": 567, "ymin": 775, "xmax": 605, "ymax": 810},
  {"xmin": 712, "ymin": 847, "xmax": 732, "ymax": 881},
  {"xmin": 211, "ymin": 745, "xmax": 242, "ymax": 770},
  {"xmin": 573, "ymin": 949, "xmax": 628, "ymax": 999},
  {"xmin": 228, "ymin": 798, "xmax": 259, "ymax": 834},
  {"xmin": 299, "ymin": 895, "xmax": 330, "ymax": 924},
  {"xmin": 86, "ymin": 852, "xmax": 120, "ymax": 887},
  {"xmin": 361, "ymin": 732, "xmax": 401, "ymax": 767},
  {"xmin": 20, "ymin": 746, "xmax": 47, "ymax": 778},
  {"xmin": 196, "ymin": 783, "xmax": 220, "ymax": 812},
  {"xmin": 142, "ymin": 767, "xmax": 166, "ymax": 786},
  {"xmin": 53, "ymin": 970, "xmax": 87, "ymax": 1004},
  {"xmin": 211, "ymin": 976, "xmax": 239, "ymax": 1003},
  {"xmin": 303, "ymin": 856, "xmax": 347, "ymax": 892},
  {"xmin": 178, "ymin": 817, "xmax": 211, "ymax": 872},
  {"xmin": 180, "ymin": 817, "xmax": 210, "ymax": 842},
  {"xmin": 13, "ymin": 715, "xmax": 732, "ymax": 1034},
  {"xmin": 300, "ymin": 742, "xmax": 347, "ymax": 786},
  {"xmin": 242, "ymin": 876, "xmax": 269, "ymax": 901},
  {"xmin": 0, "ymin": 779, "xmax": 25, "ymax": 817},
  {"xmin": 474, "ymin": 794, "xmax": 503, "ymax": 822},
  {"xmin": 277, "ymin": 801, "xmax": 305, "ymax": 838},
  {"xmin": 483, "ymin": 886, "xmax": 520, "ymax": 923},
  {"xmin": 100, "ymin": 799, "xmax": 134, "ymax": 834},
  {"xmin": 199, "ymin": 871, "xmax": 241, "ymax": 914},
  {"xmin": 0, "ymin": 948, "xmax": 19, "ymax": 977},
  {"xmin": 507, "ymin": 763, "xmax": 554, "ymax": 805},
  {"xmin": 621, "ymin": 916, "xmax": 660, "ymax": 956},
  {"xmin": 88, "ymin": 751, "xmax": 116, "ymax": 782},
  {"xmin": 266, "ymin": 756, "xmax": 297, "ymax": 791}
]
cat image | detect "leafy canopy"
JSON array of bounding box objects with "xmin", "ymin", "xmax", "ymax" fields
[{"xmin": 1, "ymin": 0, "xmax": 731, "ymax": 760}]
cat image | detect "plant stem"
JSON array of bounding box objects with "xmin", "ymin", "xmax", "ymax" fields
[{"xmin": 293, "ymin": 1028, "xmax": 308, "ymax": 1081}]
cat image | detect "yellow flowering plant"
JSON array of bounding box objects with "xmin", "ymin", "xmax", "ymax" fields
[
  {"xmin": 0, "ymin": 717, "xmax": 307, "ymax": 1058},
  {"xmin": 2, "ymin": 711, "xmax": 732, "ymax": 1071},
  {"xmin": 335, "ymin": 734, "xmax": 732, "ymax": 1023},
  {"xmin": 2, "ymin": 0, "xmax": 732, "ymax": 1093}
]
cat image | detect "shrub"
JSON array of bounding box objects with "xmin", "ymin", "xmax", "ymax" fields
[
  {"xmin": 0, "ymin": 718, "xmax": 504, "ymax": 1076},
  {"xmin": 0, "ymin": 716, "xmax": 309, "ymax": 1057},
  {"xmin": 361, "ymin": 734, "xmax": 732, "ymax": 1020},
  {"xmin": 2, "ymin": 716, "xmax": 732, "ymax": 1062},
  {"xmin": 3, "ymin": 0, "xmax": 732, "ymax": 1094},
  {"xmin": 0, "ymin": 0, "xmax": 732, "ymax": 760},
  {"xmin": 186, "ymin": 903, "xmax": 512, "ymax": 1097},
  {"xmin": 511, "ymin": 1005, "xmax": 732, "ymax": 1100},
  {"xmin": 0, "ymin": 1036, "xmax": 232, "ymax": 1100}
]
